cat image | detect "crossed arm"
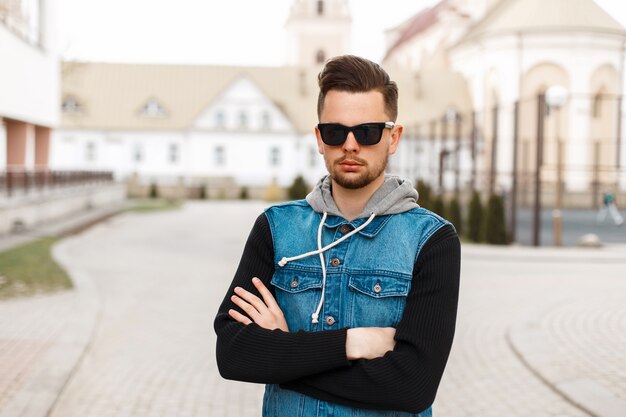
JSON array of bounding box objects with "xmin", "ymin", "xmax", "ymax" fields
[
  {"xmin": 229, "ymin": 277, "xmax": 397, "ymax": 360},
  {"xmin": 213, "ymin": 214, "xmax": 460, "ymax": 412}
]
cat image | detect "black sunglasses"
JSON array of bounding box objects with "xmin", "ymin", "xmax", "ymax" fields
[{"xmin": 317, "ymin": 121, "xmax": 395, "ymax": 146}]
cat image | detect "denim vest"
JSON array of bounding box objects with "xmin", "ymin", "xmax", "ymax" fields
[{"xmin": 263, "ymin": 200, "xmax": 447, "ymax": 417}]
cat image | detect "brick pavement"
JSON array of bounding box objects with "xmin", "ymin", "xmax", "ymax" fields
[{"xmin": 0, "ymin": 201, "xmax": 625, "ymax": 417}]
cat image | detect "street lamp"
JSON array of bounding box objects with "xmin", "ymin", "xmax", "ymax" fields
[{"xmin": 545, "ymin": 85, "xmax": 568, "ymax": 246}]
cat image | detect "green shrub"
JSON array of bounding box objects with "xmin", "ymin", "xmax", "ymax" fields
[
  {"xmin": 446, "ymin": 197, "xmax": 462, "ymax": 237},
  {"xmin": 149, "ymin": 182, "xmax": 158, "ymax": 199},
  {"xmin": 483, "ymin": 193, "xmax": 508, "ymax": 245},
  {"xmin": 288, "ymin": 175, "xmax": 310, "ymax": 200},
  {"xmin": 430, "ymin": 194, "xmax": 445, "ymax": 216},
  {"xmin": 416, "ymin": 180, "xmax": 432, "ymax": 209},
  {"xmin": 239, "ymin": 186, "xmax": 249, "ymax": 200},
  {"xmin": 467, "ymin": 191, "xmax": 483, "ymax": 242},
  {"xmin": 199, "ymin": 184, "xmax": 207, "ymax": 200}
]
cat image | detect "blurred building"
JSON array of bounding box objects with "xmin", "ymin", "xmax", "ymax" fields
[
  {"xmin": 384, "ymin": 0, "xmax": 626, "ymax": 201},
  {"xmin": 0, "ymin": 0, "xmax": 59, "ymax": 173},
  {"xmin": 51, "ymin": 0, "xmax": 471, "ymax": 198}
]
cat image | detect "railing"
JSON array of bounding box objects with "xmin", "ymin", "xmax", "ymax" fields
[{"xmin": 0, "ymin": 169, "xmax": 114, "ymax": 197}]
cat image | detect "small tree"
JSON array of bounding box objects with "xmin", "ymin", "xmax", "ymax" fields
[
  {"xmin": 446, "ymin": 197, "xmax": 462, "ymax": 237},
  {"xmin": 430, "ymin": 194, "xmax": 445, "ymax": 216},
  {"xmin": 288, "ymin": 175, "xmax": 309, "ymax": 200},
  {"xmin": 416, "ymin": 180, "xmax": 432, "ymax": 209},
  {"xmin": 467, "ymin": 191, "xmax": 483, "ymax": 242},
  {"xmin": 199, "ymin": 184, "xmax": 207, "ymax": 200},
  {"xmin": 239, "ymin": 186, "xmax": 249, "ymax": 200},
  {"xmin": 149, "ymin": 182, "xmax": 158, "ymax": 199},
  {"xmin": 483, "ymin": 193, "xmax": 508, "ymax": 245}
]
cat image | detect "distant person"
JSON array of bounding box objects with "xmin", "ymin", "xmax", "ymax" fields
[
  {"xmin": 597, "ymin": 192, "xmax": 624, "ymax": 226},
  {"xmin": 214, "ymin": 55, "xmax": 460, "ymax": 416}
]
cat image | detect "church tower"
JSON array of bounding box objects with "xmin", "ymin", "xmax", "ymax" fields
[{"xmin": 285, "ymin": 0, "xmax": 352, "ymax": 67}]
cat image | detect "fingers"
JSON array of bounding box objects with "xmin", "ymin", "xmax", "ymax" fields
[
  {"xmin": 252, "ymin": 277, "xmax": 281, "ymax": 312},
  {"xmin": 228, "ymin": 308, "xmax": 252, "ymax": 325},
  {"xmin": 233, "ymin": 286, "xmax": 268, "ymax": 315},
  {"xmin": 231, "ymin": 293, "xmax": 262, "ymax": 322}
]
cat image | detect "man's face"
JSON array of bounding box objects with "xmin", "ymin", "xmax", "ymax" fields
[{"xmin": 315, "ymin": 90, "xmax": 402, "ymax": 190}]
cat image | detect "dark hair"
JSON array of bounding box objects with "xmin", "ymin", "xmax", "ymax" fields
[{"xmin": 317, "ymin": 55, "xmax": 399, "ymax": 121}]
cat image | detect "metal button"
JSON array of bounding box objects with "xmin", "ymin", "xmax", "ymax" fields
[
  {"xmin": 340, "ymin": 225, "xmax": 351, "ymax": 234},
  {"xmin": 325, "ymin": 316, "xmax": 336, "ymax": 326},
  {"xmin": 373, "ymin": 283, "xmax": 382, "ymax": 293},
  {"xmin": 290, "ymin": 278, "xmax": 299, "ymax": 288},
  {"xmin": 331, "ymin": 258, "xmax": 341, "ymax": 267}
]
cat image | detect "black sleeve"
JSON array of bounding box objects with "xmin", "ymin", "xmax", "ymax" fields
[
  {"xmin": 214, "ymin": 213, "xmax": 351, "ymax": 384},
  {"xmin": 279, "ymin": 225, "xmax": 461, "ymax": 413}
]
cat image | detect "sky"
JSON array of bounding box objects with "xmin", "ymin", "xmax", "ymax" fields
[{"xmin": 55, "ymin": 0, "xmax": 626, "ymax": 66}]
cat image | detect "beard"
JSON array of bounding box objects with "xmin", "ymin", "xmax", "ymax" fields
[{"xmin": 327, "ymin": 154, "xmax": 389, "ymax": 190}]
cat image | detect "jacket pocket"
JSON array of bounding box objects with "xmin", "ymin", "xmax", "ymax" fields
[
  {"xmin": 348, "ymin": 273, "xmax": 411, "ymax": 328},
  {"xmin": 271, "ymin": 269, "xmax": 322, "ymax": 332}
]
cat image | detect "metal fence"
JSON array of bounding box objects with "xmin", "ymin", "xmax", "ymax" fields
[
  {"xmin": 391, "ymin": 93, "xmax": 626, "ymax": 246},
  {"xmin": 0, "ymin": 169, "xmax": 114, "ymax": 197}
]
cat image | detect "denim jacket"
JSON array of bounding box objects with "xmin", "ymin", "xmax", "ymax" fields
[{"xmin": 262, "ymin": 199, "xmax": 447, "ymax": 417}]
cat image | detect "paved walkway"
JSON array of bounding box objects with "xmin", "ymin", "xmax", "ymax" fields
[{"xmin": 0, "ymin": 201, "xmax": 625, "ymax": 417}]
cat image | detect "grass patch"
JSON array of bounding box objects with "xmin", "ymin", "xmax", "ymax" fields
[
  {"xmin": 125, "ymin": 198, "xmax": 183, "ymax": 213},
  {"xmin": 0, "ymin": 237, "xmax": 73, "ymax": 299}
]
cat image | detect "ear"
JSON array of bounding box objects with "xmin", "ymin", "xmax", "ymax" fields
[
  {"xmin": 388, "ymin": 124, "xmax": 403, "ymax": 155},
  {"xmin": 315, "ymin": 126, "xmax": 325, "ymax": 155}
]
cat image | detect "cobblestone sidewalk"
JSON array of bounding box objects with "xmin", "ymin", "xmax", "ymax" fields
[{"xmin": 0, "ymin": 201, "xmax": 624, "ymax": 417}]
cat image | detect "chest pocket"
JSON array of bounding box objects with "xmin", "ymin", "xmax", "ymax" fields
[
  {"xmin": 271, "ymin": 269, "xmax": 322, "ymax": 332},
  {"xmin": 348, "ymin": 273, "xmax": 411, "ymax": 328}
]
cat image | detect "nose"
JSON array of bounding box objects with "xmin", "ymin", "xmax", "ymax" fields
[{"xmin": 342, "ymin": 131, "xmax": 360, "ymax": 153}]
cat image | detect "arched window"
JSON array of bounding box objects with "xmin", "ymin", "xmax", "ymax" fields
[{"xmin": 316, "ymin": 50, "xmax": 326, "ymax": 64}]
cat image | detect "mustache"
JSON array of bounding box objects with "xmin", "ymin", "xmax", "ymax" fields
[{"xmin": 334, "ymin": 155, "xmax": 367, "ymax": 165}]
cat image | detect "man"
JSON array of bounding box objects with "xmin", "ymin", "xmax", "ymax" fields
[{"xmin": 214, "ymin": 55, "xmax": 460, "ymax": 417}]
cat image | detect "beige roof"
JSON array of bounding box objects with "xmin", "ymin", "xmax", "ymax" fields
[
  {"xmin": 61, "ymin": 62, "xmax": 471, "ymax": 133},
  {"xmin": 457, "ymin": 0, "xmax": 626, "ymax": 45}
]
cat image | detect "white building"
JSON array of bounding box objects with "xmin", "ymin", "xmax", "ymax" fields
[
  {"xmin": 384, "ymin": 0, "xmax": 626, "ymax": 204},
  {"xmin": 51, "ymin": 0, "xmax": 471, "ymax": 197},
  {"xmin": 0, "ymin": 0, "xmax": 59, "ymax": 172}
]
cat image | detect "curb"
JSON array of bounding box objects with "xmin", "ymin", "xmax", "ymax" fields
[{"xmin": 507, "ymin": 314, "xmax": 626, "ymax": 417}]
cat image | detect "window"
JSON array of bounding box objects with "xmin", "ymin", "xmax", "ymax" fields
[
  {"xmin": 261, "ymin": 111, "xmax": 271, "ymax": 129},
  {"xmin": 168, "ymin": 143, "xmax": 178, "ymax": 164},
  {"xmin": 85, "ymin": 142, "xmax": 96, "ymax": 162},
  {"xmin": 592, "ymin": 92, "xmax": 604, "ymax": 119},
  {"xmin": 238, "ymin": 111, "xmax": 248, "ymax": 129},
  {"xmin": 214, "ymin": 146, "xmax": 225, "ymax": 166},
  {"xmin": 215, "ymin": 111, "xmax": 225, "ymax": 128},
  {"xmin": 316, "ymin": 50, "xmax": 326, "ymax": 64},
  {"xmin": 270, "ymin": 147, "xmax": 281, "ymax": 166},
  {"xmin": 317, "ymin": 0, "xmax": 324, "ymax": 15},
  {"xmin": 134, "ymin": 144, "xmax": 143, "ymax": 163},
  {"xmin": 140, "ymin": 98, "xmax": 167, "ymax": 118},
  {"xmin": 62, "ymin": 96, "xmax": 83, "ymax": 114}
]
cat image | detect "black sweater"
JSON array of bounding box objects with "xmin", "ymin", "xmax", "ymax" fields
[{"xmin": 214, "ymin": 213, "xmax": 460, "ymax": 413}]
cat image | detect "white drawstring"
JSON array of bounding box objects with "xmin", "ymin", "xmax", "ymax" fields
[{"xmin": 278, "ymin": 212, "xmax": 377, "ymax": 324}]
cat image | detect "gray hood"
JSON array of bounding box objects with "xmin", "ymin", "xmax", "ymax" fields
[{"xmin": 305, "ymin": 174, "xmax": 419, "ymax": 218}]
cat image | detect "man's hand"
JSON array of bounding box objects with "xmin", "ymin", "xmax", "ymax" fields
[
  {"xmin": 346, "ymin": 327, "xmax": 396, "ymax": 360},
  {"xmin": 228, "ymin": 277, "xmax": 289, "ymax": 332}
]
